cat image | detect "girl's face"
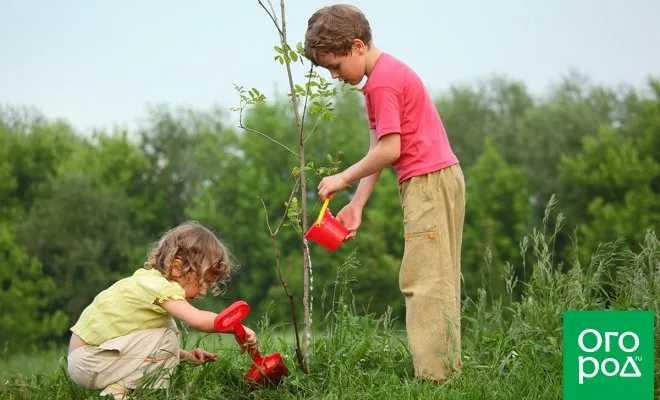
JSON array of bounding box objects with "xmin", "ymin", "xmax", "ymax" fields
[
  {"xmin": 172, "ymin": 259, "xmax": 218, "ymax": 302},
  {"xmin": 179, "ymin": 270, "xmax": 209, "ymax": 302}
]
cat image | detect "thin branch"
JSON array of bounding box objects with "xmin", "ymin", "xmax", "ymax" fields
[
  {"xmin": 257, "ymin": 0, "xmax": 284, "ymax": 39},
  {"xmin": 257, "ymin": 177, "xmax": 298, "ymax": 237},
  {"xmin": 238, "ymin": 121, "xmax": 299, "ymax": 158},
  {"xmin": 267, "ymin": 0, "xmax": 278, "ymax": 26},
  {"xmin": 303, "ymin": 117, "xmax": 322, "ymax": 144},
  {"xmin": 258, "ymin": 197, "xmax": 275, "ymax": 236},
  {"xmin": 236, "ymin": 88, "xmax": 298, "ymax": 157},
  {"xmin": 257, "ymin": 178, "xmax": 306, "ymax": 373},
  {"xmin": 238, "ymin": 102, "xmax": 245, "ymax": 128},
  {"xmin": 304, "ymin": 95, "xmax": 339, "ymax": 143},
  {"xmin": 270, "ymin": 230, "xmax": 307, "ymax": 373},
  {"xmin": 274, "ymin": 177, "xmax": 300, "ymax": 236},
  {"xmin": 299, "ymin": 64, "xmax": 314, "ymax": 142}
]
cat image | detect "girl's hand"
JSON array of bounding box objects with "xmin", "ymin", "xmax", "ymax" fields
[
  {"xmin": 182, "ymin": 348, "xmax": 217, "ymax": 365},
  {"xmin": 238, "ymin": 326, "xmax": 258, "ymax": 354}
]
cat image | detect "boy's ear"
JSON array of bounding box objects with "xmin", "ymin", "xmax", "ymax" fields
[{"xmin": 352, "ymin": 39, "xmax": 367, "ymax": 54}]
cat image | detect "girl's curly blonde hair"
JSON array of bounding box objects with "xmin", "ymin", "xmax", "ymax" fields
[{"xmin": 144, "ymin": 221, "xmax": 234, "ymax": 295}]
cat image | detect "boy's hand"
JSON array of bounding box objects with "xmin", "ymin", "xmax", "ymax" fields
[
  {"xmin": 183, "ymin": 348, "xmax": 217, "ymax": 365},
  {"xmin": 318, "ymin": 172, "xmax": 349, "ymax": 201},
  {"xmin": 238, "ymin": 326, "xmax": 258, "ymax": 354},
  {"xmin": 337, "ymin": 202, "xmax": 363, "ymax": 239}
]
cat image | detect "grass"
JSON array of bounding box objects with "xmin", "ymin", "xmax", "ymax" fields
[
  {"xmin": 1, "ymin": 206, "xmax": 658, "ymax": 399},
  {"xmin": 0, "ymin": 348, "xmax": 65, "ymax": 380}
]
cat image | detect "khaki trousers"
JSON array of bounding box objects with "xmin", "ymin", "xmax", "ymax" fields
[
  {"xmin": 398, "ymin": 164, "xmax": 465, "ymax": 382},
  {"xmin": 67, "ymin": 320, "xmax": 180, "ymax": 390}
]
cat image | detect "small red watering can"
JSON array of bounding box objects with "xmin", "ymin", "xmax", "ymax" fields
[
  {"xmin": 214, "ymin": 301, "xmax": 288, "ymax": 387},
  {"xmin": 304, "ymin": 197, "xmax": 350, "ymax": 252}
]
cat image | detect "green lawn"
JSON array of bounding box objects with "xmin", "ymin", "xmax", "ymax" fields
[
  {"xmin": 1, "ymin": 228, "xmax": 658, "ymax": 399},
  {"xmin": 0, "ymin": 348, "xmax": 65, "ymax": 380}
]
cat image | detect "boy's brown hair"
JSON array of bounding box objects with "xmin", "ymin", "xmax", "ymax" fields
[
  {"xmin": 145, "ymin": 221, "xmax": 234, "ymax": 295},
  {"xmin": 304, "ymin": 4, "xmax": 372, "ymax": 66}
]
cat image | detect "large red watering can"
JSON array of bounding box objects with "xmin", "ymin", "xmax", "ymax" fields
[{"xmin": 214, "ymin": 301, "xmax": 288, "ymax": 387}]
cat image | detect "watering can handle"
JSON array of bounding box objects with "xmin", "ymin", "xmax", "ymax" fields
[
  {"xmin": 213, "ymin": 302, "xmax": 262, "ymax": 361},
  {"xmin": 214, "ymin": 301, "xmax": 249, "ymax": 332},
  {"xmin": 315, "ymin": 195, "xmax": 333, "ymax": 227},
  {"xmin": 233, "ymin": 325, "xmax": 262, "ymax": 362}
]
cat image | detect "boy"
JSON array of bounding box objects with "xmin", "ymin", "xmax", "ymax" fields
[{"xmin": 305, "ymin": 4, "xmax": 465, "ymax": 384}]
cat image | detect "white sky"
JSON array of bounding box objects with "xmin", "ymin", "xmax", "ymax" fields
[{"xmin": 1, "ymin": 0, "xmax": 659, "ymax": 132}]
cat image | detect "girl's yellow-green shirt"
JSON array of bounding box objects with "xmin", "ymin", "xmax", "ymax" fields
[{"xmin": 71, "ymin": 268, "xmax": 186, "ymax": 346}]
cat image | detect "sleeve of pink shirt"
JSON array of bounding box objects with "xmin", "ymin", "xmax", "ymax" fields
[{"xmin": 368, "ymin": 87, "xmax": 402, "ymax": 139}]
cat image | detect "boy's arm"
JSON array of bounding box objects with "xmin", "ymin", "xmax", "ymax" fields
[
  {"xmin": 347, "ymin": 129, "xmax": 389, "ymax": 207},
  {"xmin": 318, "ymin": 130, "xmax": 400, "ymax": 201},
  {"xmin": 342, "ymin": 131, "xmax": 400, "ymax": 185}
]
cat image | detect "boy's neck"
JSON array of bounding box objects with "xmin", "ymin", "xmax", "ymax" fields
[{"xmin": 364, "ymin": 43, "xmax": 382, "ymax": 77}]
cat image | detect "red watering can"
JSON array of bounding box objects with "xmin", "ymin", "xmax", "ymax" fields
[
  {"xmin": 214, "ymin": 301, "xmax": 288, "ymax": 387},
  {"xmin": 304, "ymin": 197, "xmax": 350, "ymax": 252}
]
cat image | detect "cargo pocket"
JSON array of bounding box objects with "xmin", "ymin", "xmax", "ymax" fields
[
  {"xmin": 97, "ymin": 337, "xmax": 125, "ymax": 355},
  {"xmin": 400, "ymin": 177, "xmax": 436, "ymax": 235},
  {"xmin": 400, "ymin": 230, "xmax": 440, "ymax": 295}
]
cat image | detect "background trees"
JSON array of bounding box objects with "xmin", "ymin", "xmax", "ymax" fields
[{"xmin": 0, "ymin": 74, "xmax": 657, "ymax": 350}]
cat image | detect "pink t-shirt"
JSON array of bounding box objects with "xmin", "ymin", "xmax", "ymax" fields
[{"xmin": 363, "ymin": 53, "xmax": 458, "ymax": 183}]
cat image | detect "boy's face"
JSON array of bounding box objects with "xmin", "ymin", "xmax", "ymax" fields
[{"xmin": 316, "ymin": 40, "xmax": 367, "ymax": 86}]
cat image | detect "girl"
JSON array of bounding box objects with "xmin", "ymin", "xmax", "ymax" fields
[{"xmin": 67, "ymin": 221, "xmax": 257, "ymax": 399}]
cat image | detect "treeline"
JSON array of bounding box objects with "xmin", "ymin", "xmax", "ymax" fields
[{"xmin": 1, "ymin": 72, "xmax": 658, "ymax": 350}]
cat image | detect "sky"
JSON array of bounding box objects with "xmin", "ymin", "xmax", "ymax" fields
[{"xmin": 1, "ymin": 0, "xmax": 659, "ymax": 132}]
